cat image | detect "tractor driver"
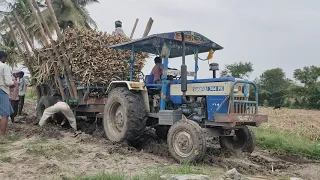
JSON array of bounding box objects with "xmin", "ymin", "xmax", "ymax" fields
[{"xmin": 150, "ymin": 56, "xmax": 163, "ymax": 83}]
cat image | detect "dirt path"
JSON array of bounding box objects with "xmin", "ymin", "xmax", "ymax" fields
[
  {"xmin": 0, "ymin": 100, "xmax": 319, "ymax": 180},
  {"xmin": 0, "ymin": 129, "xmax": 173, "ymax": 180}
]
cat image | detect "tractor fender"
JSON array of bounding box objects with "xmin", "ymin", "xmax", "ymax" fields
[{"xmin": 106, "ymin": 81, "xmax": 150, "ymax": 112}]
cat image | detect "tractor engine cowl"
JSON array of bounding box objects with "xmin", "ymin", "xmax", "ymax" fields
[{"xmin": 180, "ymin": 97, "xmax": 206, "ymax": 122}]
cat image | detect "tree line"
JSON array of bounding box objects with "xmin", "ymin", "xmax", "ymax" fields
[{"xmin": 220, "ymin": 62, "xmax": 320, "ymax": 109}]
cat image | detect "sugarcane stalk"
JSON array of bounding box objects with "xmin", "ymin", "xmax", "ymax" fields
[
  {"xmin": 142, "ymin": 17, "xmax": 154, "ymax": 37},
  {"xmin": 44, "ymin": 0, "xmax": 79, "ymax": 100},
  {"xmin": 5, "ymin": 17, "xmax": 24, "ymax": 56},
  {"xmin": 25, "ymin": 0, "xmax": 66, "ymax": 101},
  {"xmin": 17, "ymin": 26, "xmax": 33, "ymax": 56},
  {"xmin": 12, "ymin": 11, "xmax": 34, "ymax": 49},
  {"xmin": 31, "ymin": 0, "xmax": 75, "ymax": 100},
  {"xmin": 45, "ymin": 0, "xmax": 63, "ymax": 40},
  {"xmin": 130, "ymin": 18, "xmax": 139, "ymax": 39}
]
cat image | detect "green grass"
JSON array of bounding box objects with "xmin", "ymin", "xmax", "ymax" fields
[
  {"xmin": 76, "ymin": 173, "xmax": 126, "ymax": 180},
  {"xmin": 0, "ymin": 156, "xmax": 12, "ymax": 163},
  {"xmin": 74, "ymin": 164, "xmax": 208, "ymax": 180},
  {"xmin": 25, "ymin": 87, "xmax": 37, "ymax": 100},
  {"xmin": 0, "ymin": 147, "xmax": 7, "ymax": 153},
  {"xmin": 26, "ymin": 143, "xmax": 77, "ymax": 160},
  {"xmin": 5, "ymin": 134, "xmax": 20, "ymax": 141},
  {"xmin": 253, "ymin": 127, "xmax": 320, "ymax": 160}
]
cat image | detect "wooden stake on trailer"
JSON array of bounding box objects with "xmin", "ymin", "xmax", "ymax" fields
[
  {"xmin": 12, "ymin": 12, "xmax": 34, "ymax": 49},
  {"xmin": 130, "ymin": 18, "xmax": 139, "ymax": 39},
  {"xmin": 30, "ymin": 0, "xmax": 75, "ymax": 100},
  {"xmin": 45, "ymin": 0, "xmax": 79, "ymax": 100},
  {"xmin": 25, "ymin": 0, "xmax": 66, "ymax": 101},
  {"xmin": 142, "ymin": 17, "xmax": 154, "ymax": 37},
  {"xmin": 5, "ymin": 17, "xmax": 24, "ymax": 56}
]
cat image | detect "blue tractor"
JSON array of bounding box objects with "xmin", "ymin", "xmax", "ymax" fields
[{"xmin": 104, "ymin": 31, "xmax": 268, "ymax": 163}]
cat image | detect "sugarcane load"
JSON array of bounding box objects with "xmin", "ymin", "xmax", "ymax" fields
[{"xmin": 26, "ymin": 28, "xmax": 148, "ymax": 86}]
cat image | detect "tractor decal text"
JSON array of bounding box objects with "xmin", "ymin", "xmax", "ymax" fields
[
  {"xmin": 192, "ymin": 86, "xmax": 224, "ymax": 92},
  {"xmin": 237, "ymin": 115, "xmax": 255, "ymax": 122},
  {"xmin": 173, "ymin": 32, "xmax": 202, "ymax": 44}
]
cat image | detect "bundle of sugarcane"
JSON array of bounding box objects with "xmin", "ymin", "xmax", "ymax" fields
[{"xmin": 25, "ymin": 28, "xmax": 148, "ymax": 85}]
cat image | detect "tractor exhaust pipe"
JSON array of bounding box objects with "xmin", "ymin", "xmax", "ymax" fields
[
  {"xmin": 181, "ymin": 32, "xmax": 189, "ymax": 103},
  {"xmin": 209, "ymin": 63, "xmax": 219, "ymax": 78}
]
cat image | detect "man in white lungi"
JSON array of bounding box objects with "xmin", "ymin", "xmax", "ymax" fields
[{"xmin": 38, "ymin": 101, "xmax": 77, "ymax": 130}]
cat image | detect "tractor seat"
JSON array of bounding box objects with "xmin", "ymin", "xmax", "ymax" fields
[
  {"xmin": 145, "ymin": 75, "xmax": 154, "ymax": 84},
  {"xmin": 145, "ymin": 75, "xmax": 161, "ymax": 90}
]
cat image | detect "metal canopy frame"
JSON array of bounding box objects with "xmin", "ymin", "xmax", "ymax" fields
[
  {"xmin": 110, "ymin": 31, "xmax": 224, "ymax": 110},
  {"xmin": 110, "ymin": 31, "xmax": 223, "ymax": 58}
]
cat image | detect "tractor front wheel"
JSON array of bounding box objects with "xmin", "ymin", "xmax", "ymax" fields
[
  {"xmin": 167, "ymin": 120, "xmax": 206, "ymax": 163},
  {"xmin": 219, "ymin": 126, "xmax": 256, "ymax": 153},
  {"xmin": 103, "ymin": 87, "xmax": 146, "ymax": 143}
]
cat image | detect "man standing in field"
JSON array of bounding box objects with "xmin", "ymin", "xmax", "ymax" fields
[
  {"xmin": 9, "ymin": 71, "xmax": 20, "ymax": 123},
  {"xmin": 18, "ymin": 71, "xmax": 28, "ymax": 115},
  {"xmin": 0, "ymin": 51, "xmax": 14, "ymax": 136}
]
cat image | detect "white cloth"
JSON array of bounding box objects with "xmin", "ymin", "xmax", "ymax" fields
[
  {"xmin": 113, "ymin": 27, "xmax": 127, "ymax": 37},
  {"xmin": 39, "ymin": 102, "xmax": 77, "ymax": 130},
  {"xmin": 19, "ymin": 77, "xmax": 28, "ymax": 96},
  {"xmin": 0, "ymin": 62, "xmax": 14, "ymax": 94}
]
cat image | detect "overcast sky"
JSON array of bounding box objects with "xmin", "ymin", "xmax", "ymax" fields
[{"xmin": 87, "ymin": 0, "xmax": 319, "ymax": 80}]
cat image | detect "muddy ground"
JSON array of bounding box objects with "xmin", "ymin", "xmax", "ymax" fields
[{"xmin": 0, "ymin": 100, "xmax": 319, "ymax": 180}]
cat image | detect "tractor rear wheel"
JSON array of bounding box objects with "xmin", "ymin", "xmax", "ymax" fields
[
  {"xmin": 103, "ymin": 87, "xmax": 146, "ymax": 143},
  {"xmin": 219, "ymin": 126, "xmax": 256, "ymax": 153},
  {"xmin": 167, "ymin": 120, "xmax": 206, "ymax": 163}
]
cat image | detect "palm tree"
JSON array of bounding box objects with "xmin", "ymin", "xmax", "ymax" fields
[
  {"xmin": 0, "ymin": 0, "xmax": 99, "ymax": 44},
  {"xmin": 0, "ymin": 32, "xmax": 22, "ymax": 66},
  {"xmin": 46, "ymin": 0, "xmax": 99, "ymax": 31}
]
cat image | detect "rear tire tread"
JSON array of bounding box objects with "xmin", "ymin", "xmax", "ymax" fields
[{"xmin": 103, "ymin": 87, "xmax": 146, "ymax": 143}]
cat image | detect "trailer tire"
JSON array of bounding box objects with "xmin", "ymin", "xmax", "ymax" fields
[
  {"xmin": 219, "ymin": 126, "xmax": 256, "ymax": 153},
  {"xmin": 167, "ymin": 120, "xmax": 206, "ymax": 163},
  {"xmin": 36, "ymin": 96, "xmax": 56, "ymax": 122},
  {"xmin": 103, "ymin": 87, "xmax": 146, "ymax": 143}
]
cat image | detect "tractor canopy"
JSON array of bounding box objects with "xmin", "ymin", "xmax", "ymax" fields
[{"xmin": 109, "ymin": 31, "xmax": 223, "ymax": 58}]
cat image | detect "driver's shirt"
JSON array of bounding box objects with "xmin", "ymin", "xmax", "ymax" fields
[{"xmin": 151, "ymin": 63, "xmax": 163, "ymax": 83}]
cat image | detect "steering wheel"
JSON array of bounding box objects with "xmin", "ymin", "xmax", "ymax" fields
[{"xmin": 168, "ymin": 67, "xmax": 178, "ymax": 70}]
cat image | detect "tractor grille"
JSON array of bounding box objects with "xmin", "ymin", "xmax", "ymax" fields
[{"xmin": 232, "ymin": 96, "xmax": 257, "ymax": 114}]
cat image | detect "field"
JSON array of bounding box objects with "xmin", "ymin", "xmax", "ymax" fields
[{"xmin": 0, "ymin": 98, "xmax": 319, "ymax": 180}]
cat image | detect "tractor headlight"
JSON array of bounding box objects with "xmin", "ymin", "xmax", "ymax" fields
[{"xmin": 234, "ymin": 85, "xmax": 242, "ymax": 93}]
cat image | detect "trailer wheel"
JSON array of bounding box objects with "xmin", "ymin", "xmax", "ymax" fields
[
  {"xmin": 219, "ymin": 126, "xmax": 256, "ymax": 153},
  {"xmin": 36, "ymin": 96, "xmax": 56, "ymax": 122},
  {"xmin": 103, "ymin": 87, "xmax": 146, "ymax": 143},
  {"xmin": 167, "ymin": 120, "xmax": 206, "ymax": 163},
  {"xmin": 155, "ymin": 126, "xmax": 170, "ymax": 140}
]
